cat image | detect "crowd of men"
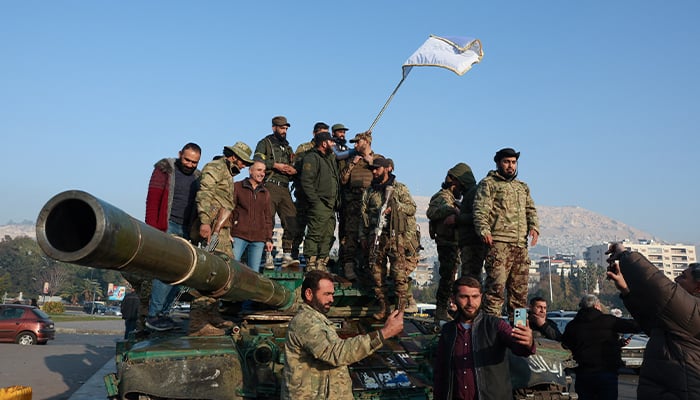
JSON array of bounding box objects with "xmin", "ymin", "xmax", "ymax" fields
[{"xmin": 126, "ymin": 117, "xmax": 700, "ymax": 400}]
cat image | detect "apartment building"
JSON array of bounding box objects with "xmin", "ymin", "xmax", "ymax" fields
[{"xmin": 584, "ymin": 240, "xmax": 697, "ymax": 279}]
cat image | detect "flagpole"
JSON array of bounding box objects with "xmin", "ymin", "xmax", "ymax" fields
[{"xmin": 367, "ymin": 72, "xmax": 409, "ymax": 133}]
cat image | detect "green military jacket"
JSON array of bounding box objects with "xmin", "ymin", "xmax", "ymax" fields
[
  {"xmin": 253, "ymin": 134, "xmax": 295, "ymax": 185},
  {"xmin": 426, "ymin": 187, "xmax": 459, "ymax": 246},
  {"xmin": 457, "ymin": 185, "xmax": 480, "ymax": 246},
  {"xmin": 300, "ymin": 148, "xmax": 339, "ymax": 210},
  {"xmin": 282, "ymin": 303, "xmax": 384, "ymax": 400},
  {"xmin": 360, "ymin": 177, "xmax": 418, "ymax": 250},
  {"xmin": 195, "ymin": 157, "xmax": 236, "ymax": 225},
  {"xmin": 473, "ymin": 170, "xmax": 539, "ymax": 247}
]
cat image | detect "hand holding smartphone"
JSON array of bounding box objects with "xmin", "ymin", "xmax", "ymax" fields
[{"xmin": 514, "ymin": 308, "xmax": 528, "ymax": 328}]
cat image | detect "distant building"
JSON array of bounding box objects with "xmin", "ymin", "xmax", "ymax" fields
[{"xmin": 584, "ymin": 240, "xmax": 697, "ymax": 279}]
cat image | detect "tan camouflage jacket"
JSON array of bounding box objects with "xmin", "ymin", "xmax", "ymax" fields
[
  {"xmin": 473, "ymin": 170, "xmax": 539, "ymax": 247},
  {"xmin": 426, "ymin": 187, "xmax": 460, "ymax": 246},
  {"xmin": 360, "ymin": 178, "xmax": 418, "ymax": 250},
  {"xmin": 195, "ymin": 157, "xmax": 237, "ymax": 225},
  {"xmin": 282, "ymin": 303, "xmax": 384, "ymax": 400}
]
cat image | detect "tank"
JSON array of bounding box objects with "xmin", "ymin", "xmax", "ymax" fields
[{"xmin": 36, "ymin": 190, "xmax": 575, "ymax": 400}]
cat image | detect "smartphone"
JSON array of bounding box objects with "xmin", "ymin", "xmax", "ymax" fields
[{"xmin": 514, "ymin": 308, "xmax": 528, "ymax": 328}]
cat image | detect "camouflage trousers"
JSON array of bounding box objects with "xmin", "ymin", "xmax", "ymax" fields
[
  {"xmin": 213, "ymin": 227, "xmax": 233, "ymax": 258},
  {"xmin": 435, "ymin": 244, "xmax": 460, "ymax": 311},
  {"xmin": 338, "ymin": 194, "xmax": 363, "ymax": 269},
  {"xmin": 482, "ymin": 242, "xmax": 530, "ymax": 318},
  {"xmin": 369, "ymin": 234, "xmax": 410, "ymax": 309}
]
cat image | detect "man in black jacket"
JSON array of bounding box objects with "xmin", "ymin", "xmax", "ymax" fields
[
  {"xmin": 433, "ymin": 276, "xmax": 534, "ymax": 400},
  {"xmin": 562, "ymin": 294, "xmax": 640, "ymax": 400},
  {"xmin": 606, "ymin": 243, "xmax": 700, "ymax": 400},
  {"xmin": 528, "ymin": 296, "xmax": 562, "ymax": 341}
]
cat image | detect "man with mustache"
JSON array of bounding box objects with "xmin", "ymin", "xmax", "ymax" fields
[
  {"xmin": 282, "ymin": 270, "xmax": 404, "ymax": 399},
  {"xmin": 142, "ymin": 142, "xmax": 202, "ymax": 332},
  {"xmin": 473, "ymin": 147, "xmax": 539, "ymax": 319},
  {"xmin": 433, "ymin": 276, "xmax": 535, "ymax": 400}
]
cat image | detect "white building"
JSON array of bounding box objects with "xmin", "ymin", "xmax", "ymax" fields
[{"xmin": 584, "ymin": 240, "xmax": 697, "ymax": 279}]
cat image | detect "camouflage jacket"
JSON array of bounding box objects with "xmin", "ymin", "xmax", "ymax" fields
[
  {"xmin": 195, "ymin": 158, "xmax": 237, "ymax": 225},
  {"xmin": 282, "ymin": 303, "xmax": 384, "ymax": 400},
  {"xmin": 339, "ymin": 152, "xmax": 375, "ymax": 191},
  {"xmin": 456, "ymin": 185, "xmax": 480, "ymax": 245},
  {"xmin": 473, "ymin": 170, "xmax": 539, "ymax": 247},
  {"xmin": 360, "ymin": 176, "xmax": 418, "ymax": 250},
  {"xmin": 426, "ymin": 187, "xmax": 460, "ymax": 246},
  {"xmin": 253, "ymin": 134, "xmax": 295, "ymax": 185}
]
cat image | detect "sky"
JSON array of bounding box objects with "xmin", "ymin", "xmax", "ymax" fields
[{"xmin": 1, "ymin": 1, "xmax": 698, "ymax": 245}]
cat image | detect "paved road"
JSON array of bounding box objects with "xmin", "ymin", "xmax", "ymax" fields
[
  {"xmin": 1, "ymin": 317, "xmax": 641, "ymax": 399},
  {"xmin": 0, "ymin": 319, "xmax": 122, "ymax": 400}
]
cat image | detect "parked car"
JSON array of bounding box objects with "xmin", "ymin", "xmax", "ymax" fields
[
  {"xmin": 104, "ymin": 306, "xmax": 122, "ymax": 316},
  {"xmin": 547, "ymin": 310, "xmax": 578, "ymax": 318},
  {"xmin": 0, "ymin": 304, "xmax": 56, "ymax": 345},
  {"xmin": 83, "ymin": 302, "xmax": 107, "ymax": 314}
]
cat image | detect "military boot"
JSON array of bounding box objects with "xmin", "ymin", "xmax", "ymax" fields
[
  {"xmin": 281, "ymin": 253, "xmax": 300, "ymax": 268},
  {"xmin": 434, "ymin": 306, "xmax": 454, "ymax": 324},
  {"xmin": 404, "ymin": 291, "xmax": 418, "ymax": 313},
  {"xmin": 372, "ymin": 291, "xmax": 391, "ymax": 320},
  {"xmin": 305, "ymin": 256, "xmax": 318, "ymax": 272},
  {"xmin": 343, "ymin": 262, "xmax": 357, "ymax": 281},
  {"xmin": 187, "ymin": 297, "xmax": 226, "ymax": 336},
  {"xmin": 316, "ymin": 257, "xmax": 329, "ymax": 272}
]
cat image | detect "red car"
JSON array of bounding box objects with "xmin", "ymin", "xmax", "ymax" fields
[{"xmin": 0, "ymin": 304, "xmax": 56, "ymax": 345}]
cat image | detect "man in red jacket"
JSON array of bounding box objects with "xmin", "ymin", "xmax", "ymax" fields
[{"xmin": 145, "ymin": 142, "xmax": 202, "ymax": 331}]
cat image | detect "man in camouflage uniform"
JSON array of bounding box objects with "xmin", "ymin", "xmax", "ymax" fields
[
  {"xmin": 473, "ymin": 148, "xmax": 539, "ymax": 318},
  {"xmin": 299, "ymin": 131, "xmax": 339, "ymax": 272},
  {"xmin": 253, "ymin": 116, "xmax": 300, "ymax": 267},
  {"xmin": 338, "ymin": 131, "xmax": 375, "ymax": 281},
  {"xmin": 457, "ymin": 163, "xmax": 486, "ymax": 283},
  {"xmin": 193, "ymin": 142, "xmax": 254, "ymax": 336},
  {"xmin": 360, "ymin": 158, "xmax": 418, "ymax": 320},
  {"xmin": 427, "ymin": 163, "xmax": 476, "ymax": 323},
  {"xmin": 282, "ymin": 270, "xmax": 404, "ymax": 400},
  {"xmin": 292, "ymin": 122, "xmax": 331, "ymax": 264}
]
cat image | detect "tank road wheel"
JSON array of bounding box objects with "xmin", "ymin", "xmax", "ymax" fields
[{"xmin": 16, "ymin": 332, "xmax": 37, "ymax": 345}]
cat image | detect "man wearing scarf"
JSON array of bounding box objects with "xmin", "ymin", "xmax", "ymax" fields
[{"xmin": 360, "ymin": 157, "xmax": 418, "ymax": 320}]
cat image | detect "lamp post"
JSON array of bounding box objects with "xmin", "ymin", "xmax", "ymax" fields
[{"xmin": 547, "ymin": 247, "xmax": 553, "ymax": 303}]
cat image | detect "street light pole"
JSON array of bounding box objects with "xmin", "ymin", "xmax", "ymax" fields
[{"xmin": 547, "ymin": 247, "xmax": 553, "ymax": 302}]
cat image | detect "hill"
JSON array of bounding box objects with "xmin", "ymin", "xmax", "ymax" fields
[{"xmin": 0, "ymin": 201, "xmax": 679, "ymax": 260}]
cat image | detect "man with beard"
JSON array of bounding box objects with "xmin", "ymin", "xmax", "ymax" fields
[
  {"xmin": 299, "ymin": 132, "xmax": 339, "ymax": 272},
  {"xmin": 142, "ymin": 142, "xmax": 202, "ymax": 332},
  {"xmin": 192, "ymin": 142, "xmax": 254, "ymax": 336},
  {"xmin": 473, "ymin": 148, "xmax": 539, "ymax": 318},
  {"xmin": 292, "ymin": 122, "xmax": 331, "ymax": 266},
  {"xmin": 360, "ymin": 157, "xmax": 418, "ymax": 320},
  {"xmin": 282, "ymin": 270, "xmax": 404, "ymax": 400},
  {"xmin": 338, "ymin": 131, "xmax": 376, "ymax": 281},
  {"xmin": 433, "ymin": 276, "xmax": 535, "ymax": 400},
  {"xmin": 253, "ymin": 116, "xmax": 300, "ymax": 268}
]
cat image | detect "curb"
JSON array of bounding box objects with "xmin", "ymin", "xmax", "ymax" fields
[{"xmin": 56, "ymin": 327, "xmax": 123, "ymax": 335}]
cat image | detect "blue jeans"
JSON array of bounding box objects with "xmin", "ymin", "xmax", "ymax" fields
[
  {"xmin": 233, "ymin": 237, "xmax": 265, "ymax": 271},
  {"xmin": 574, "ymin": 370, "xmax": 618, "ymax": 400},
  {"xmin": 148, "ymin": 221, "xmax": 185, "ymax": 317}
]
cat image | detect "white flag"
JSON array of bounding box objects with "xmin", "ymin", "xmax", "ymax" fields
[{"xmin": 402, "ymin": 35, "xmax": 484, "ymax": 78}]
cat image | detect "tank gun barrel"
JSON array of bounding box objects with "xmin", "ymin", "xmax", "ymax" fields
[{"xmin": 35, "ymin": 190, "xmax": 294, "ymax": 309}]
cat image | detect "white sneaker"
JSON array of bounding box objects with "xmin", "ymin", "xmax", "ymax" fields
[{"xmin": 264, "ymin": 252, "xmax": 275, "ymax": 270}]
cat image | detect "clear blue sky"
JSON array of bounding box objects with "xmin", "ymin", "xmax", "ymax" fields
[{"xmin": 1, "ymin": 1, "xmax": 698, "ymax": 244}]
